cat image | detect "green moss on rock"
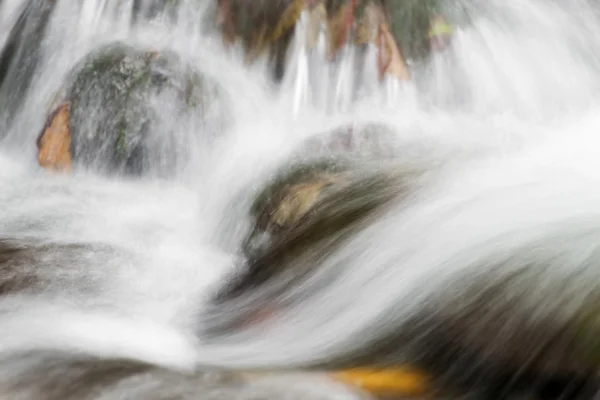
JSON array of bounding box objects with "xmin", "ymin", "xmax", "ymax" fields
[{"xmin": 52, "ymin": 42, "xmax": 227, "ymax": 176}]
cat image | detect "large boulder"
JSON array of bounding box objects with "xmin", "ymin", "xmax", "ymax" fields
[
  {"xmin": 206, "ymin": 160, "xmax": 421, "ymax": 338},
  {"xmin": 207, "ymin": 123, "xmax": 405, "ymax": 305},
  {"xmin": 36, "ymin": 42, "xmax": 228, "ymax": 176},
  {"xmin": 215, "ymin": 123, "xmax": 403, "ymax": 299}
]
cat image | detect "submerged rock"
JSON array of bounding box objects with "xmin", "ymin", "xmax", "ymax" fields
[
  {"xmin": 207, "ymin": 124, "xmax": 407, "ymax": 318},
  {"xmin": 0, "ymin": 351, "xmax": 388, "ymax": 400},
  {"xmin": 207, "ymin": 157, "xmax": 421, "ymax": 333},
  {"xmin": 240, "ymin": 158, "xmax": 353, "ymax": 261},
  {"xmin": 36, "ymin": 42, "xmax": 228, "ymax": 176},
  {"xmin": 241, "ymin": 374, "xmax": 376, "ymax": 400},
  {"xmin": 246, "ymin": 123, "xmax": 402, "ymax": 260},
  {"xmin": 0, "ymin": 0, "xmax": 56, "ymax": 127},
  {"xmin": 210, "ymin": 0, "xmax": 299, "ymax": 80},
  {"xmin": 0, "ymin": 239, "xmax": 125, "ymax": 298},
  {"xmin": 204, "ymin": 127, "xmax": 600, "ymax": 400}
]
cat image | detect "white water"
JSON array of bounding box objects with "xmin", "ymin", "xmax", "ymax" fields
[{"xmin": 2, "ymin": 0, "xmax": 600, "ymax": 395}]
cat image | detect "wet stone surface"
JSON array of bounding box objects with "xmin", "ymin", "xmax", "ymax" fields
[{"xmin": 37, "ymin": 42, "xmax": 228, "ymax": 176}]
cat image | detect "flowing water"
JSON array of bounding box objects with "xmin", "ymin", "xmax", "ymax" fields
[{"xmin": 2, "ymin": 0, "xmax": 600, "ymax": 398}]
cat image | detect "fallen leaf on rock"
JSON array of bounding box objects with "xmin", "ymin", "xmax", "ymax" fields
[
  {"xmin": 332, "ymin": 367, "xmax": 428, "ymax": 397},
  {"xmin": 36, "ymin": 103, "xmax": 71, "ymax": 172}
]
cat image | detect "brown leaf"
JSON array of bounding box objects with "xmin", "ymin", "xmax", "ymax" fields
[{"xmin": 36, "ymin": 103, "xmax": 72, "ymax": 172}]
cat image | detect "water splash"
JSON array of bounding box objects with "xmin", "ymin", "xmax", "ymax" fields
[{"xmin": 1, "ymin": 0, "xmax": 600, "ymax": 398}]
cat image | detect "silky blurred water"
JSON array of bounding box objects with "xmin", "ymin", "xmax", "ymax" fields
[{"xmin": 1, "ymin": 0, "xmax": 600, "ymax": 396}]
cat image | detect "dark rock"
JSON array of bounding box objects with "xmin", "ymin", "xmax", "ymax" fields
[
  {"xmin": 240, "ymin": 158, "xmax": 353, "ymax": 261},
  {"xmin": 0, "ymin": 352, "xmax": 248, "ymax": 400},
  {"xmin": 204, "ymin": 155, "xmax": 422, "ymax": 334},
  {"xmin": 320, "ymin": 271, "xmax": 600, "ymax": 400},
  {"xmin": 0, "ymin": 239, "xmax": 120, "ymax": 298},
  {"xmin": 202, "ymin": 125, "xmax": 600, "ymax": 400},
  {"xmin": 204, "ymin": 124, "xmax": 406, "ymax": 331},
  {"xmin": 210, "ymin": 0, "xmax": 299, "ymax": 80},
  {"xmin": 37, "ymin": 42, "xmax": 228, "ymax": 176}
]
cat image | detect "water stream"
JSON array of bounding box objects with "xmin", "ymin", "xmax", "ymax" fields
[{"xmin": 2, "ymin": 0, "xmax": 600, "ymax": 398}]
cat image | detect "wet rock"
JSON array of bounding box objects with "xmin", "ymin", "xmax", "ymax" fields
[
  {"xmin": 37, "ymin": 42, "xmax": 227, "ymax": 176},
  {"xmin": 205, "ymin": 124, "xmax": 408, "ymax": 327},
  {"xmin": 0, "ymin": 352, "xmax": 249, "ymax": 400},
  {"xmin": 0, "ymin": 239, "xmax": 123, "ymax": 298},
  {"xmin": 285, "ymin": 253, "xmax": 600, "ymax": 400},
  {"xmin": 210, "ymin": 0, "xmax": 408, "ymax": 81},
  {"xmin": 0, "ymin": 0, "xmax": 56, "ymax": 127},
  {"xmin": 240, "ymin": 158, "xmax": 353, "ymax": 261},
  {"xmin": 208, "ymin": 0, "xmax": 466, "ymax": 80},
  {"xmin": 203, "ymin": 128, "xmax": 600, "ymax": 400},
  {"xmin": 210, "ymin": 0, "xmax": 299, "ymax": 80},
  {"xmin": 206, "ymin": 156, "xmax": 421, "ymax": 335},
  {"xmin": 0, "ymin": 351, "xmax": 400, "ymax": 400},
  {"xmin": 242, "ymin": 373, "xmax": 377, "ymax": 400}
]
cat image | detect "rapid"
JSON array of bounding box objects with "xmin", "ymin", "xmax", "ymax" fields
[{"xmin": 1, "ymin": 0, "xmax": 600, "ymax": 398}]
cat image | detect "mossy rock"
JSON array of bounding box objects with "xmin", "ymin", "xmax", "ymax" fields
[
  {"xmin": 240, "ymin": 158, "xmax": 401, "ymax": 270},
  {"xmin": 0, "ymin": 0, "xmax": 56, "ymax": 127},
  {"xmin": 205, "ymin": 156, "xmax": 422, "ymax": 337},
  {"xmin": 241, "ymin": 158, "xmax": 353, "ymax": 260},
  {"xmin": 241, "ymin": 121, "xmax": 402, "ymax": 266},
  {"xmin": 210, "ymin": 125, "xmax": 404, "ymax": 307},
  {"xmin": 37, "ymin": 42, "xmax": 228, "ymax": 176}
]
